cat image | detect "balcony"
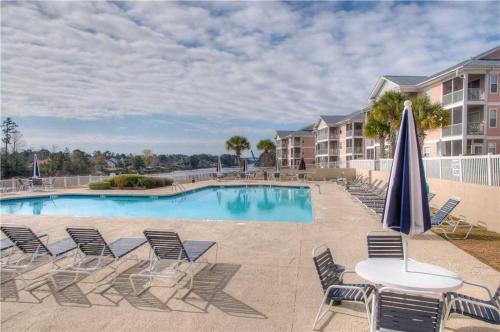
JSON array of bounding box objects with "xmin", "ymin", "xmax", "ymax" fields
[
  {"xmin": 467, "ymin": 122, "xmax": 484, "ymax": 135},
  {"xmin": 467, "ymin": 88, "xmax": 485, "ymax": 101},
  {"xmin": 316, "ymin": 149, "xmax": 328, "ymax": 155},
  {"xmin": 316, "ymin": 134, "xmax": 329, "ymax": 141},
  {"xmin": 346, "ymin": 129, "xmax": 363, "ymax": 137},
  {"xmin": 441, "ymin": 123, "xmax": 462, "ymax": 137},
  {"xmin": 346, "ymin": 146, "xmax": 364, "ymax": 154},
  {"xmin": 442, "ymin": 89, "xmax": 463, "ymax": 106},
  {"xmin": 330, "ymin": 133, "xmax": 340, "ymax": 139},
  {"xmin": 329, "ymin": 149, "xmax": 338, "ymax": 156}
]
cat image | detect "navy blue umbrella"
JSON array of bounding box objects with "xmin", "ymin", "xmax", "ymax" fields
[
  {"xmin": 33, "ymin": 154, "xmax": 41, "ymax": 178},
  {"xmin": 382, "ymin": 100, "xmax": 431, "ymax": 270},
  {"xmin": 242, "ymin": 159, "xmax": 248, "ymax": 173}
]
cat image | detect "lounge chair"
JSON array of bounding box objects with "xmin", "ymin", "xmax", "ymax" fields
[
  {"xmin": 347, "ymin": 180, "xmax": 381, "ymax": 193},
  {"xmin": 367, "ymin": 232, "xmax": 403, "ymax": 259},
  {"xmin": 1, "ymin": 232, "xmax": 47, "ymax": 258},
  {"xmin": 445, "ymin": 281, "xmax": 499, "ymax": 325},
  {"xmin": 49, "ymin": 226, "xmax": 146, "ymax": 292},
  {"xmin": 354, "ymin": 184, "xmax": 388, "ymax": 200},
  {"xmin": 0, "ymin": 225, "xmax": 76, "ymax": 286},
  {"xmin": 312, "ymin": 245, "xmax": 374, "ymax": 330},
  {"xmin": 129, "ymin": 229, "xmax": 218, "ymax": 296},
  {"xmin": 431, "ymin": 198, "xmax": 472, "ymax": 239},
  {"xmin": 373, "ymin": 287, "xmax": 444, "ymax": 332}
]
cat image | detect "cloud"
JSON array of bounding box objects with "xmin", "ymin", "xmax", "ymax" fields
[{"xmin": 1, "ymin": 1, "xmax": 498, "ymax": 152}]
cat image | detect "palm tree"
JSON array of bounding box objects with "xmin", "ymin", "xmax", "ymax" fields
[
  {"xmin": 410, "ymin": 95, "xmax": 449, "ymax": 149},
  {"xmin": 372, "ymin": 91, "xmax": 406, "ymax": 157},
  {"xmin": 364, "ymin": 112, "xmax": 390, "ymax": 159},
  {"xmin": 225, "ymin": 136, "xmax": 250, "ymax": 166},
  {"xmin": 256, "ymin": 139, "xmax": 276, "ymax": 154}
]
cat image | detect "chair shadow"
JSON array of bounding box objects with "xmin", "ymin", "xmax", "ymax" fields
[
  {"xmin": 188, "ymin": 263, "xmax": 267, "ymax": 319},
  {"xmin": 103, "ymin": 261, "xmax": 266, "ymax": 319}
]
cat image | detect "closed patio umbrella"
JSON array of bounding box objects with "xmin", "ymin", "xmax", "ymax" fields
[
  {"xmin": 33, "ymin": 154, "xmax": 41, "ymax": 178},
  {"xmin": 242, "ymin": 159, "xmax": 248, "ymax": 173},
  {"xmin": 216, "ymin": 156, "xmax": 223, "ymax": 174},
  {"xmin": 382, "ymin": 100, "xmax": 431, "ymax": 271}
]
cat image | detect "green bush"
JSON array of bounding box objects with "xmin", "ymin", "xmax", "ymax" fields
[
  {"xmin": 88, "ymin": 174, "xmax": 173, "ymax": 190},
  {"xmin": 113, "ymin": 174, "xmax": 143, "ymax": 188},
  {"xmin": 88, "ymin": 180, "xmax": 112, "ymax": 190}
]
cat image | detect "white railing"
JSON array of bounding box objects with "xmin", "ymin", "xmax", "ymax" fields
[
  {"xmin": 346, "ymin": 154, "xmax": 500, "ymax": 186},
  {"xmin": 467, "ymin": 88, "xmax": 484, "ymax": 101},
  {"xmin": 0, "ymin": 175, "xmax": 112, "ymax": 192},
  {"xmin": 442, "ymin": 123, "xmax": 462, "ymax": 137},
  {"xmin": 442, "ymin": 89, "xmax": 463, "ymax": 106}
]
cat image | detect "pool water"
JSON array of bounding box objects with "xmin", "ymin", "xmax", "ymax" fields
[{"xmin": 0, "ymin": 186, "xmax": 313, "ymax": 223}]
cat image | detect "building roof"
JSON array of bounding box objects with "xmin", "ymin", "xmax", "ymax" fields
[
  {"xmin": 319, "ymin": 115, "xmax": 346, "ymax": 125},
  {"xmin": 417, "ymin": 45, "xmax": 500, "ymax": 86},
  {"xmin": 300, "ymin": 123, "xmax": 315, "ymax": 131},
  {"xmin": 275, "ymin": 129, "xmax": 314, "ymax": 139},
  {"xmin": 383, "ymin": 75, "xmax": 428, "ymax": 86},
  {"xmin": 316, "ymin": 111, "xmax": 364, "ymax": 128}
]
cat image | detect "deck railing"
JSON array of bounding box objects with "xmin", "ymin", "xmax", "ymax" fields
[{"xmin": 347, "ymin": 154, "xmax": 500, "ymax": 186}]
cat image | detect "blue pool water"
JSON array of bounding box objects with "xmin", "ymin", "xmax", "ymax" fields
[{"xmin": 0, "ymin": 186, "xmax": 312, "ymax": 223}]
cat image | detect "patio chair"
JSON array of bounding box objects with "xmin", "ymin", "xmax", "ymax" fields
[
  {"xmin": 367, "ymin": 232, "xmax": 403, "ymax": 259},
  {"xmin": 444, "ymin": 281, "xmax": 499, "ymax": 325},
  {"xmin": 312, "ymin": 245, "xmax": 374, "ymax": 330},
  {"xmin": 431, "ymin": 198, "xmax": 472, "ymax": 240},
  {"xmin": 49, "ymin": 226, "xmax": 146, "ymax": 292},
  {"xmin": 0, "ymin": 225, "xmax": 76, "ymax": 286},
  {"xmin": 15, "ymin": 178, "xmax": 31, "ymax": 192},
  {"xmin": 428, "ymin": 192, "xmax": 435, "ymax": 202},
  {"xmin": 129, "ymin": 229, "xmax": 218, "ymax": 296},
  {"xmin": 373, "ymin": 287, "xmax": 444, "ymax": 332}
]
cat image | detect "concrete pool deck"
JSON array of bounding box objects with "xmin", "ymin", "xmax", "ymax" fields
[{"xmin": 1, "ymin": 181, "xmax": 498, "ymax": 331}]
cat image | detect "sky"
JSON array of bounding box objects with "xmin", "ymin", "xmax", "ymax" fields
[{"xmin": 1, "ymin": 1, "xmax": 499, "ymax": 156}]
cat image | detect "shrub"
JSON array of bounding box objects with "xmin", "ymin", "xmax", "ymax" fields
[
  {"xmin": 88, "ymin": 180, "xmax": 112, "ymax": 190},
  {"xmin": 113, "ymin": 174, "xmax": 143, "ymax": 188},
  {"xmin": 88, "ymin": 174, "xmax": 173, "ymax": 190}
]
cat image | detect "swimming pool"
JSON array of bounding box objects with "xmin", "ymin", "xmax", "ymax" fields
[{"xmin": 0, "ymin": 185, "xmax": 312, "ymax": 223}]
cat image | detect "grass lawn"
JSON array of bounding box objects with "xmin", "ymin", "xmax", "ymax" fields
[{"xmin": 434, "ymin": 227, "xmax": 500, "ymax": 271}]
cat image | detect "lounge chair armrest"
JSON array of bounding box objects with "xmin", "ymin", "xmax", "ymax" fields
[
  {"xmin": 462, "ymin": 281, "xmax": 494, "ymax": 299},
  {"xmin": 324, "ymin": 284, "xmax": 371, "ymax": 300},
  {"xmin": 447, "ymin": 297, "xmax": 500, "ymax": 313}
]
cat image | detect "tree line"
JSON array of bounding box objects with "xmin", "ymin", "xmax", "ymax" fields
[{"xmin": 0, "ymin": 118, "xmax": 241, "ymax": 179}]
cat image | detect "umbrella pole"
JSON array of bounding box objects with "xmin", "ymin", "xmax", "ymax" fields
[{"xmin": 403, "ymin": 235, "xmax": 408, "ymax": 272}]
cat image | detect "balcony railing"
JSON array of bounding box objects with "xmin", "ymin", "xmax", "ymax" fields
[
  {"xmin": 330, "ymin": 133, "xmax": 340, "ymax": 139},
  {"xmin": 346, "ymin": 146, "xmax": 364, "ymax": 154},
  {"xmin": 316, "ymin": 149, "xmax": 328, "ymax": 155},
  {"xmin": 316, "ymin": 134, "xmax": 329, "ymax": 141},
  {"xmin": 467, "ymin": 88, "xmax": 485, "ymax": 101},
  {"xmin": 442, "ymin": 89, "xmax": 464, "ymax": 106},
  {"xmin": 467, "ymin": 122, "xmax": 484, "ymax": 135},
  {"xmin": 442, "ymin": 123, "xmax": 463, "ymax": 137}
]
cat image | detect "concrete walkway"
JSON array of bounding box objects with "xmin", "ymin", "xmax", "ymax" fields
[{"xmin": 1, "ymin": 182, "xmax": 498, "ymax": 331}]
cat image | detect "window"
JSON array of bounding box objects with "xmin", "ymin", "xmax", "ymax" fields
[
  {"xmin": 423, "ymin": 147, "xmax": 431, "ymax": 157},
  {"xmin": 488, "ymin": 143, "xmax": 496, "ymax": 154},
  {"xmin": 490, "ymin": 109, "xmax": 497, "ymax": 128},
  {"xmin": 490, "ymin": 74, "xmax": 499, "ymax": 93}
]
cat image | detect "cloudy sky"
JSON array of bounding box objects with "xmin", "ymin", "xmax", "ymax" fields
[{"xmin": 1, "ymin": 1, "xmax": 499, "ymax": 155}]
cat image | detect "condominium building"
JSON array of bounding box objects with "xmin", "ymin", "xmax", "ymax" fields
[
  {"xmin": 313, "ymin": 111, "xmax": 365, "ymax": 168},
  {"xmin": 275, "ymin": 124, "xmax": 315, "ymax": 168},
  {"xmin": 367, "ymin": 45, "xmax": 500, "ymax": 158}
]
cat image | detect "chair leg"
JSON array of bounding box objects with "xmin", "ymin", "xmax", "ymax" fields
[
  {"xmin": 209, "ymin": 244, "xmax": 218, "ymax": 270},
  {"xmin": 312, "ymin": 294, "xmax": 332, "ymax": 331}
]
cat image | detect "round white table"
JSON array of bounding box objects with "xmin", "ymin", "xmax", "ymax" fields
[{"xmin": 355, "ymin": 258, "xmax": 463, "ymax": 292}]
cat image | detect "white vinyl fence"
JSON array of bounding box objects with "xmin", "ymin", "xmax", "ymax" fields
[
  {"xmin": 0, "ymin": 167, "xmax": 245, "ymax": 192},
  {"xmin": 347, "ymin": 154, "xmax": 500, "ymax": 187}
]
